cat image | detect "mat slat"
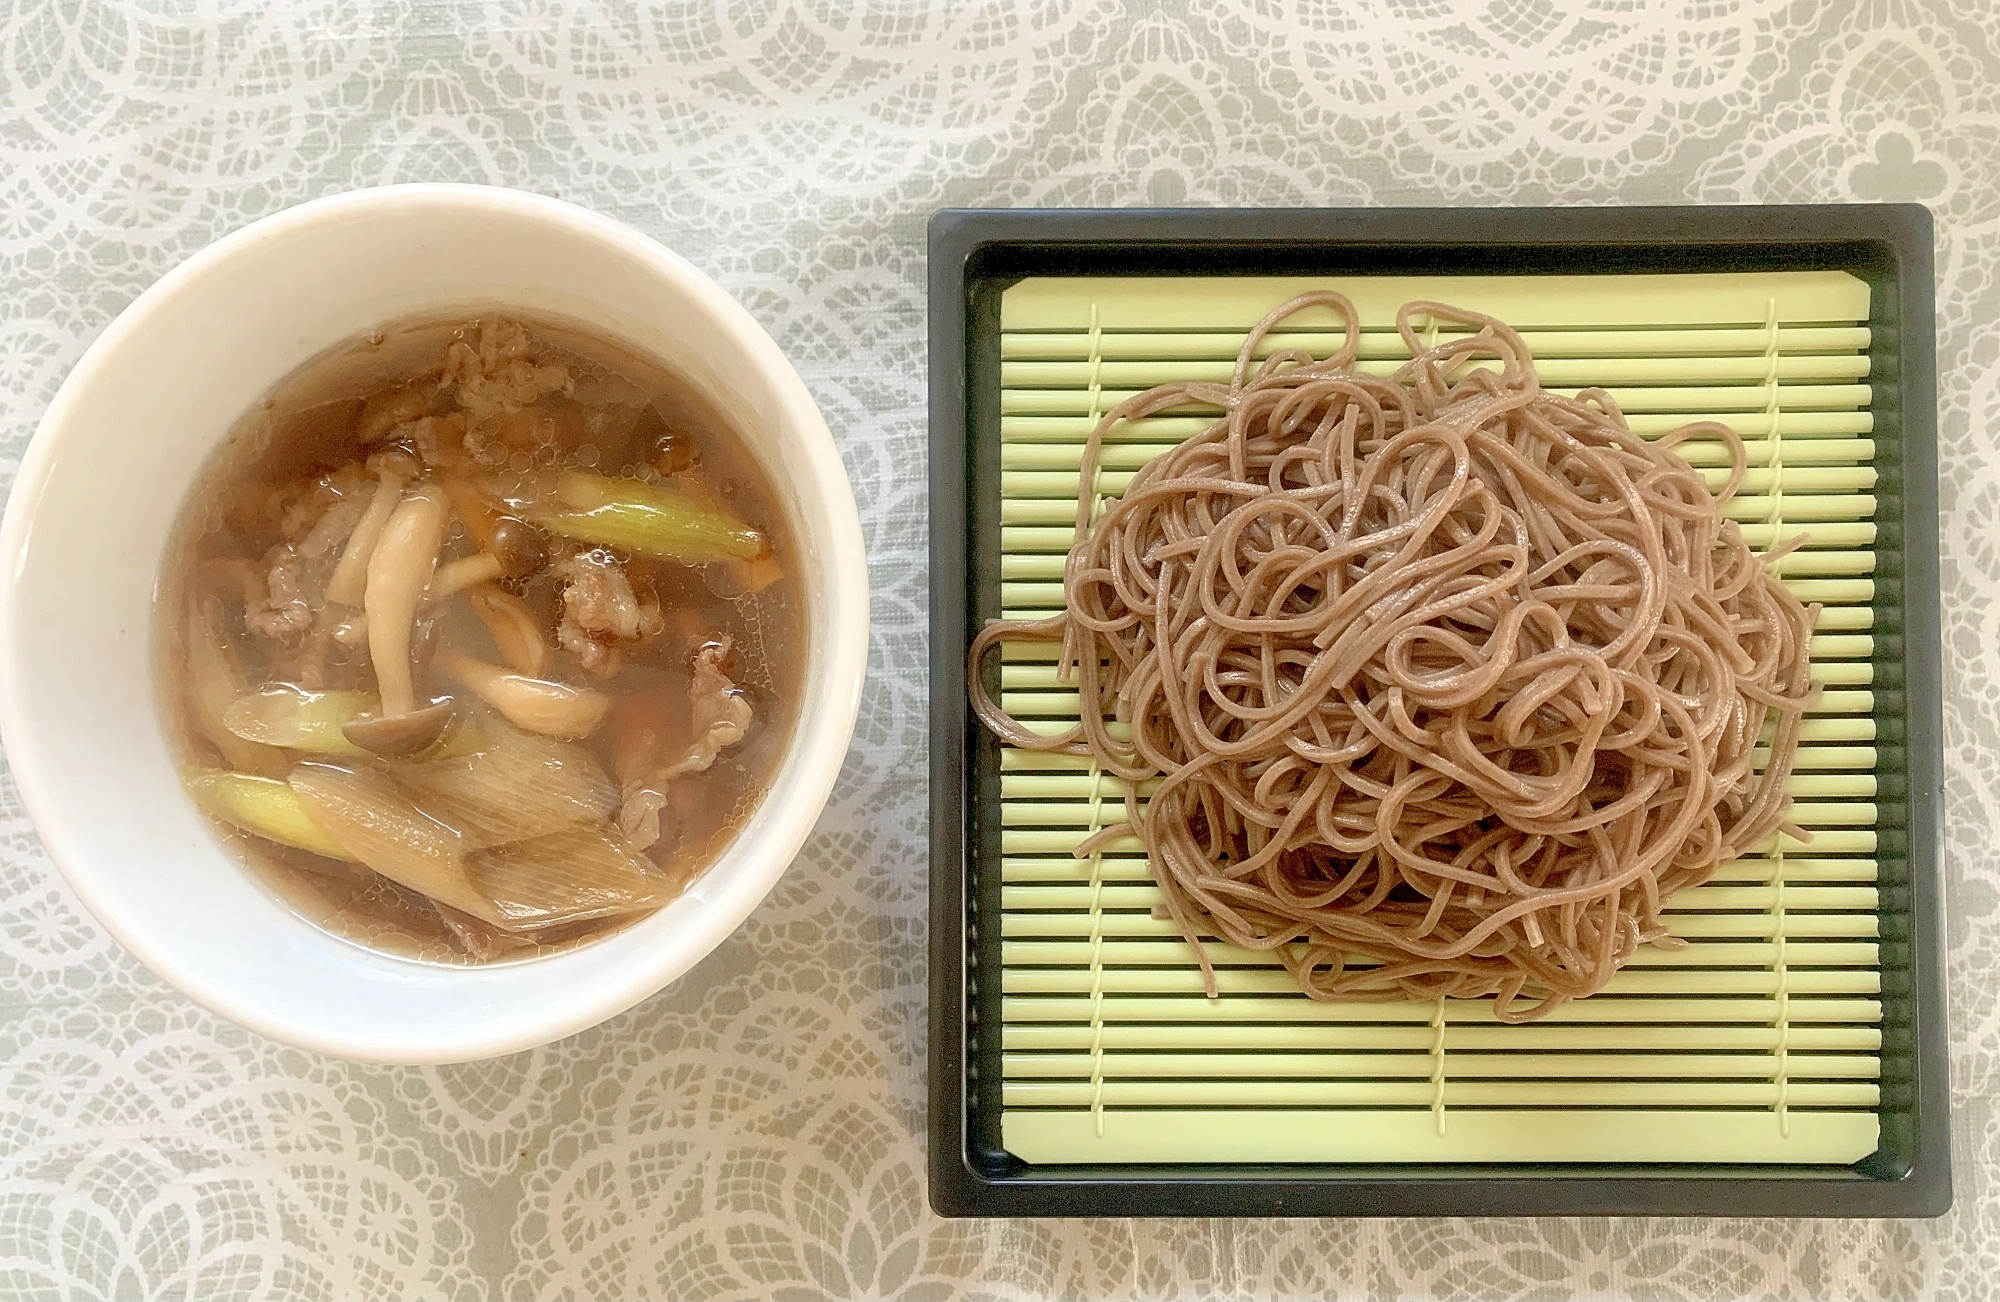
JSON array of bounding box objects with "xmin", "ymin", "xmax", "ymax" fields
[
  {"xmin": 998, "ymin": 493, "xmax": 1877, "ymax": 528},
  {"xmin": 1003, "ymin": 439, "xmax": 1875, "ymax": 471},
  {"xmin": 996, "ymin": 772, "xmax": 1875, "ymax": 799},
  {"xmin": 993, "ymin": 792, "xmax": 1876, "ymax": 825},
  {"xmin": 998, "ymin": 938, "xmax": 1877, "ymax": 972},
  {"xmin": 1002, "ymin": 411, "xmax": 1876, "ymax": 440},
  {"xmin": 1001, "ymin": 464, "xmax": 1874, "ymax": 500},
  {"xmin": 1002, "ymin": 355, "xmax": 1872, "ymax": 388},
  {"xmin": 993, "ymin": 716, "xmax": 1880, "ymax": 748},
  {"xmin": 1001, "ymin": 938, "xmax": 1876, "ymax": 968},
  {"xmin": 997, "ymin": 827, "xmax": 1878, "ymax": 858},
  {"xmin": 1003, "ymin": 1021, "xmax": 1879, "ymax": 1052},
  {"xmin": 1000, "ymin": 857, "xmax": 1881, "ymax": 885},
  {"xmin": 999, "ymin": 1110, "xmax": 1879, "ymax": 1165},
  {"xmin": 999, "ymin": 271, "xmax": 1872, "ymax": 330},
  {"xmin": 999, "ymin": 883, "xmax": 1876, "ymax": 911},
  {"xmin": 1002, "ymin": 995, "xmax": 1882, "ymax": 1025},
  {"xmin": 1002, "ymin": 1079, "xmax": 1878, "ymax": 1108},
  {"xmin": 1001, "ymin": 325, "xmax": 1874, "ymax": 361},
  {"xmin": 1003, "ymin": 383, "xmax": 1872, "ymax": 417},
  {"xmin": 1003, "ymin": 1051, "xmax": 1879, "ymax": 1081}
]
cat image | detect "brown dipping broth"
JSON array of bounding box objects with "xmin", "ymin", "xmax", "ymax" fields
[{"xmin": 156, "ymin": 314, "xmax": 801, "ymax": 963}]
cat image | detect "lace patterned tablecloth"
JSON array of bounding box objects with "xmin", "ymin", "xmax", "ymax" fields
[{"xmin": 2, "ymin": 3, "xmax": 1996, "ymax": 1298}]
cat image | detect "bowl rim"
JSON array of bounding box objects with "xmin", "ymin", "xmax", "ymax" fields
[{"xmin": 0, "ymin": 183, "xmax": 869, "ymax": 1062}]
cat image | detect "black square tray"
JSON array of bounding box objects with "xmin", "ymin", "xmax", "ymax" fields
[{"xmin": 927, "ymin": 204, "xmax": 1948, "ymax": 1218}]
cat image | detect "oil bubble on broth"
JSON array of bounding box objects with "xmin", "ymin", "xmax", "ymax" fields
[{"xmin": 158, "ymin": 314, "xmax": 802, "ymax": 964}]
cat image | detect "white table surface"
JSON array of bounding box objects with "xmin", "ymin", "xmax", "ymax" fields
[{"xmin": 1, "ymin": 2, "xmax": 1995, "ymax": 1298}]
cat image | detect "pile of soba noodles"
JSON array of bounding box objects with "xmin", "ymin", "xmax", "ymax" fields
[{"xmin": 970, "ymin": 296, "xmax": 1820, "ymax": 1022}]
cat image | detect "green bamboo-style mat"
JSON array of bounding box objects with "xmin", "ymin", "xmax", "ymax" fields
[{"xmin": 988, "ymin": 272, "xmax": 1882, "ymax": 1165}]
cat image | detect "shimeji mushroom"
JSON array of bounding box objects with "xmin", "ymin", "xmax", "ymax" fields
[
  {"xmin": 320, "ymin": 550, "xmax": 506, "ymax": 649},
  {"xmin": 465, "ymin": 584, "xmax": 551, "ymax": 677},
  {"xmin": 435, "ymin": 645, "xmax": 609, "ymax": 739},
  {"xmin": 427, "ymin": 552, "xmax": 505, "ymax": 601},
  {"xmin": 346, "ymin": 483, "xmax": 457, "ymax": 758},
  {"xmin": 486, "ymin": 517, "xmax": 550, "ymax": 578},
  {"xmin": 327, "ymin": 450, "xmax": 421, "ymax": 606}
]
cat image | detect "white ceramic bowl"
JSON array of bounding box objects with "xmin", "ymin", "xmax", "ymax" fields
[{"xmin": 0, "ymin": 185, "xmax": 867, "ymax": 1063}]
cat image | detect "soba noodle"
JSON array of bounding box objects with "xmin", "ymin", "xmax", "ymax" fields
[{"xmin": 969, "ymin": 295, "xmax": 1820, "ymax": 1022}]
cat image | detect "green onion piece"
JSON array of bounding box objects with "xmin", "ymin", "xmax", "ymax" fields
[
  {"xmin": 287, "ymin": 763, "xmax": 495, "ymax": 921},
  {"xmin": 531, "ymin": 472, "xmax": 766, "ymax": 563},
  {"xmin": 223, "ymin": 685, "xmax": 376, "ymax": 754},
  {"xmin": 181, "ymin": 770, "xmax": 351, "ymax": 860}
]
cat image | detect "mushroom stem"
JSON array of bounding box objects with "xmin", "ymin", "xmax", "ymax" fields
[
  {"xmin": 328, "ymin": 457, "xmax": 417, "ymax": 605},
  {"xmin": 427, "ymin": 552, "xmax": 505, "ymax": 602},
  {"xmin": 465, "ymin": 584, "xmax": 551, "ymax": 676},
  {"xmin": 321, "ymin": 552, "xmax": 505, "ymax": 647},
  {"xmin": 435, "ymin": 645, "xmax": 610, "ymax": 738},
  {"xmin": 365, "ymin": 484, "xmax": 449, "ymax": 718}
]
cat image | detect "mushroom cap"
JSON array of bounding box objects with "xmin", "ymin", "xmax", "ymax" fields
[{"xmin": 342, "ymin": 699, "xmax": 457, "ymax": 759}]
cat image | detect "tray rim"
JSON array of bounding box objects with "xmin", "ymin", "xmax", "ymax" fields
[{"xmin": 926, "ymin": 203, "xmax": 1949, "ymax": 1219}]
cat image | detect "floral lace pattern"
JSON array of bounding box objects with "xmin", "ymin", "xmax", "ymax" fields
[{"xmin": 1, "ymin": 0, "xmax": 1995, "ymax": 1297}]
